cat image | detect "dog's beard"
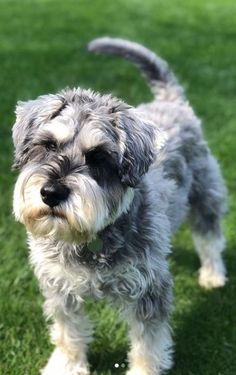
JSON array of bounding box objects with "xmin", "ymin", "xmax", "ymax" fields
[
  {"xmin": 13, "ymin": 165, "xmax": 109, "ymax": 242},
  {"xmin": 13, "ymin": 165, "xmax": 134, "ymax": 243}
]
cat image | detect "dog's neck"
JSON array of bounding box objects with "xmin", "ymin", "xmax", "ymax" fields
[{"xmin": 87, "ymin": 236, "xmax": 103, "ymax": 253}]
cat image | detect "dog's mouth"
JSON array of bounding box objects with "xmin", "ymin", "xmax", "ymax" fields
[
  {"xmin": 28, "ymin": 208, "xmax": 67, "ymax": 221},
  {"xmin": 49, "ymin": 209, "xmax": 66, "ymax": 219},
  {"xmin": 23, "ymin": 207, "xmax": 91, "ymax": 241},
  {"xmin": 22, "ymin": 205, "xmax": 91, "ymax": 242}
]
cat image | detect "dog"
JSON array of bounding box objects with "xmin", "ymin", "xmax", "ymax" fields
[{"xmin": 12, "ymin": 37, "xmax": 227, "ymax": 375}]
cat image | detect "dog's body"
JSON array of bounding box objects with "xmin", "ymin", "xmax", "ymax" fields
[{"xmin": 13, "ymin": 38, "xmax": 227, "ymax": 375}]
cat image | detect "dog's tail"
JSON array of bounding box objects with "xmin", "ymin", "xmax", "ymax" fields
[{"xmin": 88, "ymin": 37, "xmax": 184, "ymax": 99}]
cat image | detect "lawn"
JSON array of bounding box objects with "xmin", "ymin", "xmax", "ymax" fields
[{"xmin": 0, "ymin": 0, "xmax": 235, "ymax": 374}]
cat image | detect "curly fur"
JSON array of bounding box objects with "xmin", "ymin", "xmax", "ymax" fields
[{"xmin": 12, "ymin": 37, "xmax": 227, "ymax": 375}]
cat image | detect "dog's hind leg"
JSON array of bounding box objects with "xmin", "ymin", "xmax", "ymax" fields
[{"xmin": 189, "ymin": 154, "xmax": 227, "ymax": 289}]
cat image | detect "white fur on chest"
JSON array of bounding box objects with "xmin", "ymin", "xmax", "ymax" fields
[
  {"xmin": 28, "ymin": 236, "xmax": 154, "ymax": 307},
  {"xmin": 29, "ymin": 238, "xmax": 105, "ymax": 301}
]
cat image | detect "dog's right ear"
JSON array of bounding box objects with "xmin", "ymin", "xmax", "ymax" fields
[
  {"xmin": 13, "ymin": 101, "xmax": 30, "ymax": 147},
  {"xmin": 12, "ymin": 101, "xmax": 33, "ymax": 169},
  {"xmin": 13, "ymin": 96, "xmax": 65, "ymax": 146},
  {"xmin": 12, "ymin": 95, "xmax": 65, "ymax": 169}
]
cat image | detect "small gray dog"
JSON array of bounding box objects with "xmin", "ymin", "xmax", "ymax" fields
[{"xmin": 13, "ymin": 38, "xmax": 227, "ymax": 375}]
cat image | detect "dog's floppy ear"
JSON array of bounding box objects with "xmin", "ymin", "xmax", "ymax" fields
[
  {"xmin": 12, "ymin": 100, "xmax": 35, "ymax": 169},
  {"xmin": 13, "ymin": 95, "xmax": 64, "ymax": 146},
  {"xmin": 13, "ymin": 101, "xmax": 30, "ymax": 147},
  {"xmin": 12, "ymin": 95, "xmax": 65, "ymax": 169},
  {"xmin": 116, "ymin": 109, "xmax": 165, "ymax": 187}
]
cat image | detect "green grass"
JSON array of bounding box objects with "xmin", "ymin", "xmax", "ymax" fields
[{"xmin": 0, "ymin": 0, "xmax": 236, "ymax": 374}]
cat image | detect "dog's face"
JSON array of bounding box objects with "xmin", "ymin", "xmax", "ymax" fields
[{"xmin": 13, "ymin": 88, "xmax": 159, "ymax": 243}]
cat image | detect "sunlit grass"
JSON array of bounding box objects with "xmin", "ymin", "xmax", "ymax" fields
[{"xmin": 0, "ymin": 1, "xmax": 235, "ymax": 374}]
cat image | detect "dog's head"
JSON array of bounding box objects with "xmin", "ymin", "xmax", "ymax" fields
[{"xmin": 13, "ymin": 88, "xmax": 163, "ymax": 243}]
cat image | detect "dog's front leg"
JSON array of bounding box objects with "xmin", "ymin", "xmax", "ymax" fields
[
  {"xmin": 41, "ymin": 294, "xmax": 92, "ymax": 375},
  {"xmin": 124, "ymin": 306, "xmax": 173, "ymax": 375},
  {"xmin": 122, "ymin": 288, "xmax": 172, "ymax": 375}
]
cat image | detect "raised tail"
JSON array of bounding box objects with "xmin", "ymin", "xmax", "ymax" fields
[{"xmin": 88, "ymin": 37, "xmax": 184, "ymax": 99}]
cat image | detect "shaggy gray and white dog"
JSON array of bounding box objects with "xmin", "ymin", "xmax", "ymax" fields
[{"xmin": 13, "ymin": 37, "xmax": 227, "ymax": 375}]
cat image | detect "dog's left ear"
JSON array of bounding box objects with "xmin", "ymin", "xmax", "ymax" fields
[{"xmin": 115, "ymin": 109, "xmax": 165, "ymax": 187}]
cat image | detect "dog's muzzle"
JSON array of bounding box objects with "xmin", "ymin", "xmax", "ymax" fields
[{"xmin": 40, "ymin": 182, "xmax": 70, "ymax": 208}]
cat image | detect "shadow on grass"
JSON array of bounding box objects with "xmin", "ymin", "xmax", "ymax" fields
[
  {"xmin": 87, "ymin": 300, "xmax": 129, "ymax": 375},
  {"xmin": 172, "ymin": 286, "xmax": 236, "ymax": 374},
  {"xmin": 89, "ymin": 345, "xmax": 128, "ymax": 375},
  {"xmin": 170, "ymin": 246, "xmax": 236, "ymax": 375},
  {"xmin": 88, "ymin": 248, "xmax": 236, "ymax": 375}
]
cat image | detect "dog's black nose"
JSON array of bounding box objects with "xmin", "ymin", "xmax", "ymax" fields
[{"xmin": 40, "ymin": 182, "xmax": 70, "ymax": 207}]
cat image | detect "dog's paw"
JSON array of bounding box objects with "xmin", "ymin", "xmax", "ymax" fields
[
  {"xmin": 126, "ymin": 369, "xmax": 147, "ymax": 375},
  {"xmin": 126, "ymin": 369, "xmax": 162, "ymax": 375},
  {"xmin": 41, "ymin": 363, "xmax": 89, "ymax": 375},
  {"xmin": 41, "ymin": 348, "xmax": 90, "ymax": 375},
  {"xmin": 126, "ymin": 365, "xmax": 165, "ymax": 375},
  {"xmin": 198, "ymin": 263, "xmax": 227, "ymax": 289}
]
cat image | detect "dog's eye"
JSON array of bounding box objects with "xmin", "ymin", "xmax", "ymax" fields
[
  {"xmin": 84, "ymin": 146, "xmax": 119, "ymax": 186},
  {"xmin": 44, "ymin": 141, "xmax": 57, "ymax": 152},
  {"xmin": 85, "ymin": 148, "xmax": 108, "ymax": 166}
]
